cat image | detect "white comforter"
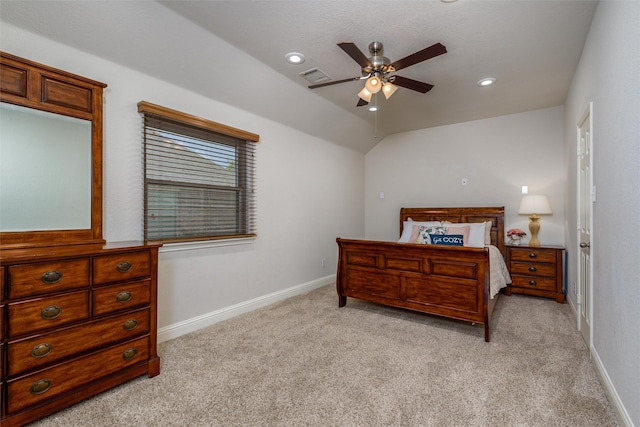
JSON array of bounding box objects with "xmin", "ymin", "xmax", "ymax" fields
[{"xmin": 488, "ymin": 245, "xmax": 512, "ymax": 298}]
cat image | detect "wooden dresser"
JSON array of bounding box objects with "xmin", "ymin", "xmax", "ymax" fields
[
  {"xmin": 0, "ymin": 242, "xmax": 161, "ymax": 426},
  {"xmin": 506, "ymin": 245, "xmax": 565, "ymax": 303}
]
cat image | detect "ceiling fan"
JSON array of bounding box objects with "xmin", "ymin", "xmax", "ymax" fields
[{"xmin": 309, "ymin": 41, "xmax": 447, "ymax": 107}]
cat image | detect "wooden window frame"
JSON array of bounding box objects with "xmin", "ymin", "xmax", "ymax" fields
[{"xmin": 138, "ymin": 101, "xmax": 259, "ymax": 244}]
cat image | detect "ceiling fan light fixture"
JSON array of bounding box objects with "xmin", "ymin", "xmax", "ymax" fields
[
  {"xmin": 382, "ymin": 82, "xmax": 398, "ymax": 99},
  {"xmin": 285, "ymin": 52, "xmax": 305, "ymax": 64},
  {"xmin": 365, "ymin": 76, "xmax": 382, "ymax": 93},
  {"xmin": 358, "ymin": 87, "xmax": 373, "ymax": 102},
  {"xmin": 477, "ymin": 77, "xmax": 496, "ymax": 87}
]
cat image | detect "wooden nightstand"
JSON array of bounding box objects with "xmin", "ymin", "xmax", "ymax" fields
[{"xmin": 505, "ymin": 245, "xmax": 565, "ymax": 303}]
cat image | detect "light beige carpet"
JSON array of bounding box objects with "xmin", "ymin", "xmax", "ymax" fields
[{"xmin": 31, "ymin": 285, "xmax": 618, "ymax": 426}]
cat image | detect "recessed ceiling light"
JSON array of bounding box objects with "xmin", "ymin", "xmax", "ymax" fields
[
  {"xmin": 285, "ymin": 52, "xmax": 305, "ymax": 64},
  {"xmin": 477, "ymin": 77, "xmax": 496, "ymax": 87},
  {"xmin": 368, "ymin": 105, "xmax": 379, "ymax": 112}
]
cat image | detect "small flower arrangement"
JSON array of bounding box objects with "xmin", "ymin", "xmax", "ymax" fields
[
  {"xmin": 507, "ymin": 228, "xmax": 527, "ymax": 238},
  {"xmin": 507, "ymin": 228, "xmax": 527, "ymax": 245}
]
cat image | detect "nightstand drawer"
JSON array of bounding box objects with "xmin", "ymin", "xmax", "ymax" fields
[
  {"xmin": 511, "ymin": 276, "xmax": 557, "ymax": 291},
  {"xmin": 506, "ymin": 245, "xmax": 565, "ymax": 303},
  {"xmin": 509, "ymin": 248, "xmax": 557, "ymax": 263},
  {"xmin": 509, "ymin": 262, "xmax": 556, "ymax": 277}
]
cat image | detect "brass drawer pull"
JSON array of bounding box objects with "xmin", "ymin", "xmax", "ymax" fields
[
  {"xmin": 528, "ymin": 253, "xmax": 537, "ymax": 258},
  {"xmin": 528, "ymin": 266, "xmax": 537, "ymax": 272},
  {"xmin": 116, "ymin": 291, "xmax": 132, "ymax": 302},
  {"xmin": 123, "ymin": 319, "xmax": 139, "ymax": 331},
  {"xmin": 41, "ymin": 305, "xmax": 62, "ymax": 320},
  {"xmin": 30, "ymin": 379, "xmax": 52, "ymax": 395},
  {"xmin": 117, "ymin": 261, "xmax": 132, "ymax": 273},
  {"xmin": 31, "ymin": 343, "xmax": 53, "ymax": 358},
  {"xmin": 529, "ymin": 280, "xmax": 537, "ymax": 286},
  {"xmin": 41, "ymin": 270, "xmax": 62, "ymax": 284},
  {"xmin": 123, "ymin": 348, "xmax": 138, "ymax": 360}
]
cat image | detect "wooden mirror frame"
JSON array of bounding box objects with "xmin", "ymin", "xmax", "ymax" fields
[{"xmin": 0, "ymin": 52, "xmax": 107, "ymax": 248}]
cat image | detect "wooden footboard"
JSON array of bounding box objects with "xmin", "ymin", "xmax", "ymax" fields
[
  {"xmin": 336, "ymin": 239, "xmax": 493, "ymax": 341},
  {"xmin": 336, "ymin": 207, "xmax": 505, "ymax": 342}
]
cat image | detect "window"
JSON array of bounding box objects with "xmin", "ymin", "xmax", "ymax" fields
[{"xmin": 138, "ymin": 102, "xmax": 258, "ymax": 243}]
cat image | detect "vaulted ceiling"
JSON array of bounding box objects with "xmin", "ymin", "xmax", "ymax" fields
[{"xmin": 1, "ymin": 1, "xmax": 598, "ymax": 153}]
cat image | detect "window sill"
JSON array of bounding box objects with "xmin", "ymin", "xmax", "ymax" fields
[{"xmin": 159, "ymin": 237, "xmax": 256, "ymax": 253}]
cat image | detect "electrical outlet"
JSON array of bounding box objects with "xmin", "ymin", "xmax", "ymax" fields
[{"xmin": 321, "ymin": 258, "xmax": 326, "ymax": 269}]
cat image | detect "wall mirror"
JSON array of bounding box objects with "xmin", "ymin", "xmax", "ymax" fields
[{"xmin": 0, "ymin": 52, "xmax": 107, "ymax": 248}]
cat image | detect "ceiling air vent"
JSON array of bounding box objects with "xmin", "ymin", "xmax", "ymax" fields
[{"xmin": 299, "ymin": 68, "xmax": 330, "ymax": 84}]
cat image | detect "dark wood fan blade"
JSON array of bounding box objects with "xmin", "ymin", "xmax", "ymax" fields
[
  {"xmin": 308, "ymin": 76, "xmax": 361, "ymax": 89},
  {"xmin": 337, "ymin": 42, "xmax": 372, "ymax": 68},
  {"xmin": 390, "ymin": 43, "xmax": 447, "ymax": 72},
  {"xmin": 389, "ymin": 75, "xmax": 434, "ymax": 93},
  {"xmin": 356, "ymin": 98, "xmax": 369, "ymax": 107}
]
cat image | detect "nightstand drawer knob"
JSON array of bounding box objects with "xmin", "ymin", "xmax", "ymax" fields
[
  {"xmin": 529, "ymin": 280, "xmax": 537, "ymax": 286},
  {"xmin": 528, "ymin": 253, "xmax": 537, "ymax": 258},
  {"xmin": 528, "ymin": 266, "xmax": 537, "ymax": 272}
]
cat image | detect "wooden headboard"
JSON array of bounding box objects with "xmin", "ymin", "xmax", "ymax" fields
[{"xmin": 399, "ymin": 207, "xmax": 506, "ymax": 256}]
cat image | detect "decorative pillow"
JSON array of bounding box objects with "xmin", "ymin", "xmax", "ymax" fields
[
  {"xmin": 430, "ymin": 234, "xmax": 464, "ymax": 246},
  {"xmin": 443, "ymin": 226, "xmax": 470, "ymax": 246},
  {"xmin": 442, "ymin": 221, "xmax": 486, "ymax": 247},
  {"xmin": 415, "ymin": 225, "xmax": 447, "ymax": 244},
  {"xmin": 398, "ymin": 220, "xmax": 441, "ymax": 242}
]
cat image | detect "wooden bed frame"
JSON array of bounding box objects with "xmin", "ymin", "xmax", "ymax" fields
[{"xmin": 336, "ymin": 207, "xmax": 505, "ymax": 342}]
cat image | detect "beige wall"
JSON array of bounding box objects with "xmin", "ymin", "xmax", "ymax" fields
[
  {"xmin": 564, "ymin": 2, "xmax": 640, "ymax": 425},
  {"xmin": 1, "ymin": 23, "xmax": 365, "ymax": 335},
  {"xmin": 365, "ymin": 106, "xmax": 565, "ymax": 245}
]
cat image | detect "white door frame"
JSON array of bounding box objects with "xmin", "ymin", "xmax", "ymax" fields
[{"xmin": 576, "ymin": 102, "xmax": 594, "ymax": 348}]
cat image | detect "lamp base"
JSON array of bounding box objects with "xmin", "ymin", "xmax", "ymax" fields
[{"xmin": 528, "ymin": 215, "xmax": 541, "ymax": 247}]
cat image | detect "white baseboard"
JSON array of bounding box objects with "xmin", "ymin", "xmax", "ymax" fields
[
  {"xmin": 591, "ymin": 347, "xmax": 635, "ymax": 427},
  {"xmin": 157, "ymin": 274, "xmax": 335, "ymax": 344}
]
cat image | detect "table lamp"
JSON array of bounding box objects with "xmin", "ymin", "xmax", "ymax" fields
[{"xmin": 518, "ymin": 195, "xmax": 552, "ymax": 247}]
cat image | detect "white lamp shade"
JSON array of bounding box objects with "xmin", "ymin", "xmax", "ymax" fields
[
  {"xmin": 364, "ymin": 76, "xmax": 382, "ymax": 93},
  {"xmin": 518, "ymin": 195, "xmax": 552, "ymax": 215},
  {"xmin": 357, "ymin": 87, "xmax": 372, "ymax": 102},
  {"xmin": 382, "ymin": 82, "xmax": 398, "ymax": 99}
]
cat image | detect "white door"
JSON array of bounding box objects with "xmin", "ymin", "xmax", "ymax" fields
[{"xmin": 577, "ymin": 104, "xmax": 593, "ymax": 348}]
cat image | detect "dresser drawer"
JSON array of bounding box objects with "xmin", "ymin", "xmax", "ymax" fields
[
  {"xmin": 93, "ymin": 251, "xmax": 151, "ymax": 285},
  {"xmin": 511, "ymin": 276, "xmax": 557, "ymax": 292},
  {"xmin": 7, "ymin": 291, "xmax": 90, "ymax": 337},
  {"xmin": 7, "ymin": 307, "xmax": 150, "ymax": 377},
  {"xmin": 509, "ymin": 248, "xmax": 557, "ymax": 263},
  {"xmin": 509, "ymin": 262, "xmax": 556, "ymax": 277},
  {"xmin": 7, "ymin": 258, "xmax": 89, "ymax": 299},
  {"xmin": 92, "ymin": 279, "xmax": 151, "ymax": 316},
  {"xmin": 6, "ymin": 336, "xmax": 149, "ymax": 414}
]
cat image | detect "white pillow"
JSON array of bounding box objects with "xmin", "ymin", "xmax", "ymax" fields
[
  {"xmin": 484, "ymin": 221, "xmax": 493, "ymax": 245},
  {"xmin": 441, "ymin": 221, "xmax": 487, "ymax": 247},
  {"xmin": 398, "ymin": 220, "xmax": 441, "ymax": 242}
]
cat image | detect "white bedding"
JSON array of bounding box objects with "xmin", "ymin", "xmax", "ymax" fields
[{"xmin": 488, "ymin": 245, "xmax": 512, "ymax": 298}]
